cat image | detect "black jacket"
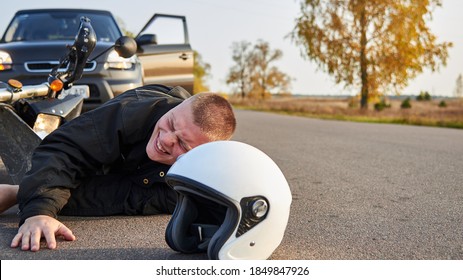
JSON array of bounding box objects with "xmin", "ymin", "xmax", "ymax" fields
[{"xmin": 17, "ymin": 84, "xmax": 191, "ymax": 225}]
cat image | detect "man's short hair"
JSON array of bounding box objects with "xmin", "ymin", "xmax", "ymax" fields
[{"xmin": 190, "ymin": 93, "xmax": 236, "ymax": 141}]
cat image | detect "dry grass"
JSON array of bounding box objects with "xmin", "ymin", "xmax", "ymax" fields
[{"xmin": 229, "ymin": 96, "xmax": 463, "ymax": 129}]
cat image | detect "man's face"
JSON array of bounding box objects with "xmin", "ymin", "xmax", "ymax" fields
[{"xmin": 146, "ymin": 99, "xmax": 211, "ymax": 165}]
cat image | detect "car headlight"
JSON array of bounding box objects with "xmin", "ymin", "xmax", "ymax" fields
[
  {"xmin": 104, "ymin": 49, "xmax": 137, "ymax": 70},
  {"xmin": 0, "ymin": 51, "xmax": 12, "ymax": 71}
]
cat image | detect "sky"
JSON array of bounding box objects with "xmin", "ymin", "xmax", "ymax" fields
[{"xmin": 1, "ymin": 0, "xmax": 462, "ymax": 97}]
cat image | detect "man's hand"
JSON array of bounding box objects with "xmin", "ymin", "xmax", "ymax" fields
[{"xmin": 10, "ymin": 215, "xmax": 76, "ymax": 251}]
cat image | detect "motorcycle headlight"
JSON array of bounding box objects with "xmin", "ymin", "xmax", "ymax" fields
[
  {"xmin": 0, "ymin": 51, "xmax": 12, "ymax": 71},
  {"xmin": 33, "ymin": 113, "xmax": 61, "ymax": 139},
  {"xmin": 104, "ymin": 49, "xmax": 137, "ymax": 70}
]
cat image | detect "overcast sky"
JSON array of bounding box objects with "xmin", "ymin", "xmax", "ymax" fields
[{"xmin": 1, "ymin": 0, "xmax": 462, "ymax": 96}]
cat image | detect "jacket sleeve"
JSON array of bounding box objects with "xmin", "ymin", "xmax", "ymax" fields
[
  {"xmin": 17, "ymin": 103, "xmax": 126, "ymax": 224},
  {"xmin": 17, "ymin": 86, "xmax": 183, "ymax": 225}
]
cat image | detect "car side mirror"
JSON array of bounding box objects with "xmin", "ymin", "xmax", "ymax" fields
[
  {"xmin": 114, "ymin": 36, "xmax": 137, "ymax": 58},
  {"xmin": 136, "ymin": 34, "xmax": 157, "ymax": 46}
]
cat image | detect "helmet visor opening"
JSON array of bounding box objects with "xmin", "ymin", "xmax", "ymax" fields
[
  {"xmin": 188, "ymin": 191, "xmax": 228, "ymax": 225},
  {"xmin": 165, "ymin": 177, "xmax": 240, "ymax": 257}
]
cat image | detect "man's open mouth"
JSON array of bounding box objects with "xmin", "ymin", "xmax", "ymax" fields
[{"xmin": 155, "ymin": 133, "xmax": 168, "ymax": 154}]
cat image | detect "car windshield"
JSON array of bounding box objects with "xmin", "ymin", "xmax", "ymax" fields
[{"xmin": 3, "ymin": 11, "xmax": 122, "ymax": 43}]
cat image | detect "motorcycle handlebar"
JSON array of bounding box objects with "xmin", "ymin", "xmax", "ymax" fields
[
  {"xmin": 53, "ymin": 17, "xmax": 96, "ymax": 88},
  {"xmin": 0, "ymin": 83, "xmax": 50, "ymax": 103},
  {"xmin": 0, "ymin": 17, "xmax": 96, "ymax": 104}
]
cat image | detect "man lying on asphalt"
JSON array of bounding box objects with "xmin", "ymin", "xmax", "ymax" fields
[{"xmin": 0, "ymin": 84, "xmax": 236, "ymax": 252}]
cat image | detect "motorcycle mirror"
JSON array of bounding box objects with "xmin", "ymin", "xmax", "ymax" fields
[
  {"xmin": 89, "ymin": 36, "xmax": 138, "ymax": 61},
  {"xmin": 114, "ymin": 36, "xmax": 137, "ymax": 58}
]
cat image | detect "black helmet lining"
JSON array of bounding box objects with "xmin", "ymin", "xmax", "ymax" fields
[{"xmin": 165, "ymin": 175, "xmax": 240, "ymax": 259}]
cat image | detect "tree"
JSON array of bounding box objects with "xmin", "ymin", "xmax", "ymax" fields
[
  {"xmin": 454, "ymin": 74, "xmax": 463, "ymax": 98},
  {"xmin": 226, "ymin": 41, "xmax": 254, "ymax": 98},
  {"xmin": 416, "ymin": 91, "xmax": 431, "ymax": 101},
  {"xmin": 193, "ymin": 51, "xmax": 211, "ymax": 94},
  {"xmin": 292, "ymin": 0, "xmax": 452, "ymax": 109},
  {"xmin": 226, "ymin": 40, "xmax": 291, "ymax": 98},
  {"xmin": 251, "ymin": 40, "xmax": 291, "ymax": 98}
]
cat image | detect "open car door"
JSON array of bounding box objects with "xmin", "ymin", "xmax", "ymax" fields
[{"xmin": 135, "ymin": 14, "xmax": 194, "ymax": 94}]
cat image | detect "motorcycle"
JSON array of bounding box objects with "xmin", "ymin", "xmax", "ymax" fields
[{"xmin": 0, "ymin": 17, "xmax": 137, "ymax": 184}]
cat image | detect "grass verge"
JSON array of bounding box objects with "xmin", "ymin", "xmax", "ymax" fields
[{"xmin": 230, "ymin": 97, "xmax": 463, "ymax": 129}]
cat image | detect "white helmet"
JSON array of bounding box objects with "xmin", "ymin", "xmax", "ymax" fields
[{"xmin": 165, "ymin": 141, "xmax": 292, "ymax": 260}]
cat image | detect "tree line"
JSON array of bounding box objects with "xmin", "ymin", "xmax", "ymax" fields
[
  {"xmin": 117, "ymin": 1, "xmax": 455, "ymax": 109},
  {"xmin": 196, "ymin": 0, "xmax": 457, "ymax": 110},
  {"xmin": 194, "ymin": 40, "xmax": 292, "ymax": 99}
]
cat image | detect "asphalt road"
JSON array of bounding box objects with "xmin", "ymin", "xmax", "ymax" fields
[{"xmin": 1, "ymin": 109, "xmax": 462, "ymax": 260}]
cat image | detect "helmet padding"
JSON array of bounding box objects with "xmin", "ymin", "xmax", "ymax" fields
[{"xmin": 165, "ymin": 180, "xmax": 238, "ymax": 258}]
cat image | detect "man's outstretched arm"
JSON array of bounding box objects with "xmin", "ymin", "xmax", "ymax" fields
[{"xmin": 0, "ymin": 184, "xmax": 18, "ymax": 214}]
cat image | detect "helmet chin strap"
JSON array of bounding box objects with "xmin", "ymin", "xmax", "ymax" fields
[{"xmin": 190, "ymin": 224, "xmax": 220, "ymax": 251}]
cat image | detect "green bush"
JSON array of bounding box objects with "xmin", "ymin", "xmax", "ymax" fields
[
  {"xmin": 438, "ymin": 100, "xmax": 447, "ymax": 108},
  {"xmin": 374, "ymin": 98, "xmax": 391, "ymax": 111},
  {"xmin": 416, "ymin": 91, "xmax": 431, "ymax": 101},
  {"xmin": 401, "ymin": 97, "xmax": 412, "ymax": 109}
]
